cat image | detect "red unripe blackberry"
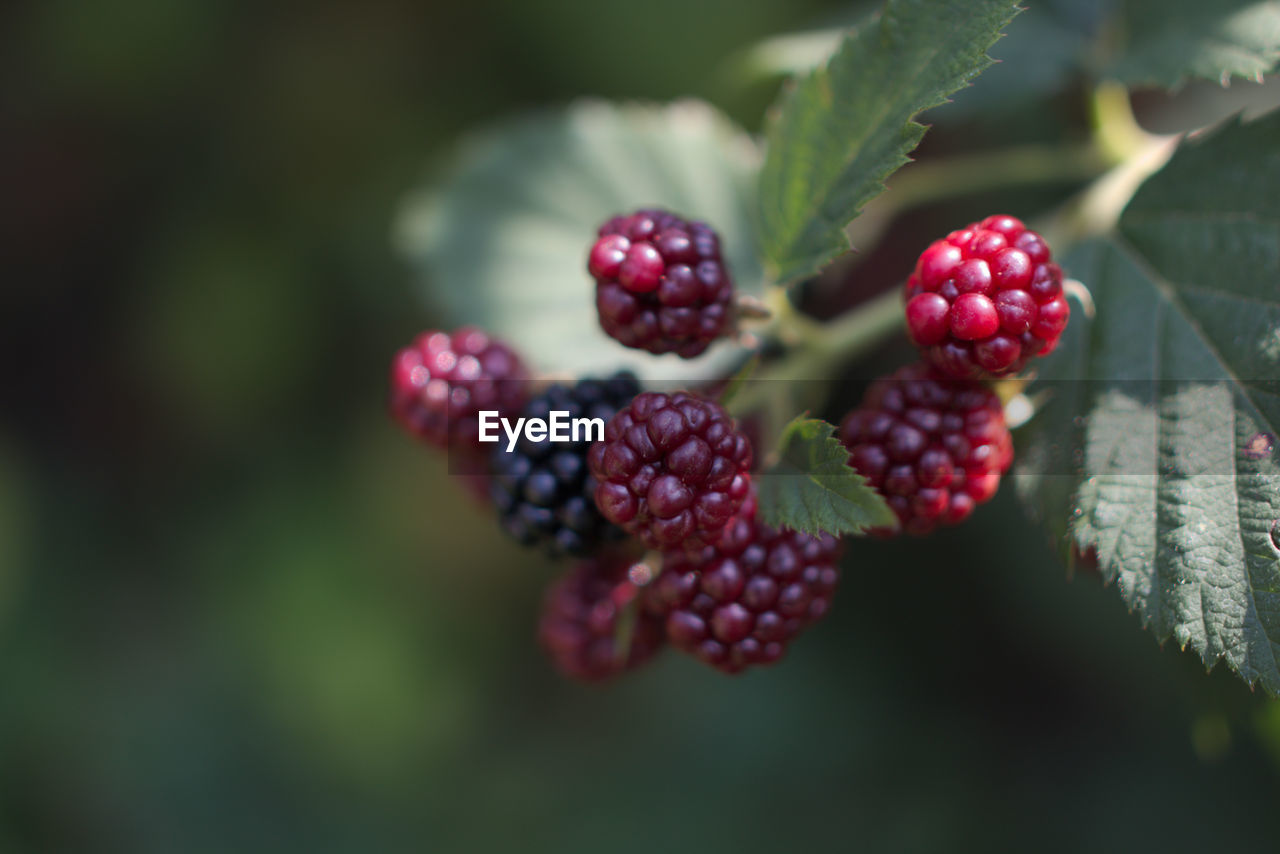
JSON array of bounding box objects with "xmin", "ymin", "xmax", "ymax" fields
[
  {"xmin": 642, "ymin": 495, "xmax": 843, "ymax": 674},
  {"xmin": 837, "ymin": 363, "xmax": 1013, "ymax": 537},
  {"xmin": 587, "ymin": 391, "xmax": 753, "ymax": 552},
  {"xmin": 389, "ymin": 327, "xmax": 529, "ymax": 453},
  {"xmin": 904, "ymin": 215, "xmax": 1070, "ymax": 378},
  {"xmin": 589, "ymin": 208, "xmax": 734, "ymax": 358},
  {"xmin": 539, "ymin": 553, "xmax": 665, "ymax": 682}
]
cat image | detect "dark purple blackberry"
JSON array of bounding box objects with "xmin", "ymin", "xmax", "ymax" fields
[
  {"xmin": 587, "ymin": 391, "xmax": 753, "ymax": 552},
  {"xmin": 836, "ymin": 362, "xmax": 1013, "ymax": 537},
  {"xmin": 490, "ymin": 372, "xmax": 641, "ymax": 557},
  {"xmin": 642, "ymin": 494, "xmax": 843, "ymax": 674},
  {"xmin": 389, "ymin": 327, "xmax": 529, "ymax": 454},
  {"xmin": 588, "ymin": 208, "xmax": 734, "ymax": 358},
  {"xmin": 539, "ymin": 553, "xmax": 666, "ymax": 682}
]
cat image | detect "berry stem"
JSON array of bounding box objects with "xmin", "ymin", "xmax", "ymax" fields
[
  {"xmin": 807, "ymin": 287, "xmax": 904, "ymax": 364},
  {"xmin": 1034, "ymin": 130, "xmax": 1177, "ymax": 251},
  {"xmin": 844, "ymin": 142, "xmax": 1109, "ymax": 260},
  {"xmin": 728, "ymin": 287, "xmax": 903, "ymax": 418},
  {"xmin": 1033, "ymin": 82, "xmax": 1177, "ymax": 249}
]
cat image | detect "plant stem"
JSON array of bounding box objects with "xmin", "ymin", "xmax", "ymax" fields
[
  {"xmin": 885, "ymin": 143, "xmax": 1109, "ymax": 211},
  {"xmin": 728, "ymin": 287, "xmax": 903, "ymax": 417},
  {"xmin": 1088, "ymin": 80, "xmax": 1156, "ymax": 165},
  {"xmin": 844, "ymin": 141, "xmax": 1110, "ymax": 273}
]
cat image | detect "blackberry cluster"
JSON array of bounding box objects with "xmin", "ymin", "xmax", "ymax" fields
[
  {"xmin": 589, "ymin": 208, "xmax": 734, "ymax": 358},
  {"xmin": 539, "ymin": 553, "xmax": 666, "ymax": 682},
  {"xmin": 389, "ymin": 327, "xmax": 529, "ymax": 453},
  {"xmin": 588, "ymin": 391, "xmax": 753, "ymax": 552},
  {"xmin": 904, "ymin": 215, "xmax": 1069, "ymax": 378},
  {"xmin": 490, "ymin": 372, "xmax": 640, "ymax": 556},
  {"xmin": 837, "ymin": 363, "xmax": 1013, "ymax": 537},
  {"xmin": 643, "ymin": 494, "xmax": 842, "ymax": 674},
  {"xmin": 388, "ymin": 207, "xmax": 1059, "ymax": 684}
]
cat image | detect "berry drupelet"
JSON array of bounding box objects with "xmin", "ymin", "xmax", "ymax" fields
[
  {"xmin": 642, "ymin": 494, "xmax": 842, "ymax": 674},
  {"xmin": 490, "ymin": 372, "xmax": 641, "ymax": 557},
  {"xmin": 588, "ymin": 208, "xmax": 734, "ymax": 358},
  {"xmin": 539, "ymin": 553, "xmax": 666, "ymax": 682},
  {"xmin": 588, "ymin": 391, "xmax": 753, "ymax": 552},
  {"xmin": 838, "ymin": 363, "xmax": 1013, "ymax": 537},
  {"xmin": 389, "ymin": 327, "xmax": 529, "ymax": 453},
  {"xmin": 904, "ymin": 215, "xmax": 1070, "ymax": 378}
]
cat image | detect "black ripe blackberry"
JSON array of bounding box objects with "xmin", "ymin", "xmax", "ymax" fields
[{"xmin": 491, "ymin": 372, "xmax": 640, "ymax": 557}]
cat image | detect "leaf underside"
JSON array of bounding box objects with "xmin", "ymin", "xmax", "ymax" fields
[
  {"xmin": 1016, "ymin": 109, "xmax": 1280, "ymax": 695},
  {"xmin": 757, "ymin": 417, "xmax": 896, "ymax": 538}
]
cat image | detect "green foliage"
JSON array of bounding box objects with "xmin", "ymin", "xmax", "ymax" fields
[
  {"xmin": 396, "ymin": 99, "xmax": 763, "ymax": 382},
  {"xmin": 737, "ymin": 0, "xmax": 1280, "ymax": 126},
  {"xmin": 756, "ymin": 417, "xmax": 895, "ymax": 536},
  {"xmin": 1016, "ymin": 110, "xmax": 1280, "ymax": 695},
  {"xmin": 1108, "ymin": 0, "xmax": 1280, "ymax": 87},
  {"xmin": 755, "ymin": 0, "xmax": 1020, "ymax": 285}
]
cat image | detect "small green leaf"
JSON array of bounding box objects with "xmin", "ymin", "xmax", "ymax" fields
[
  {"xmin": 1107, "ymin": 0, "xmax": 1280, "ymax": 88},
  {"xmin": 756, "ymin": 417, "xmax": 895, "ymax": 537},
  {"xmin": 1016, "ymin": 109, "xmax": 1280, "ymax": 695},
  {"xmin": 395, "ymin": 99, "xmax": 763, "ymax": 382},
  {"xmin": 755, "ymin": 0, "xmax": 1020, "ymax": 285}
]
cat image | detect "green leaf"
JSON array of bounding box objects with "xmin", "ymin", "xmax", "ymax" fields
[
  {"xmin": 756, "ymin": 417, "xmax": 896, "ymax": 537},
  {"xmin": 394, "ymin": 99, "xmax": 763, "ymax": 382},
  {"xmin": 1107, "ymin": 0, "xmax": 1280, "ymax": 88},
  {"xmin": 755, "ymin": 0, "xmax": 1020, "ymax": 285},
  {"xmin": 732, "ymin": 1, "xmax": 1093, "ymax": 121},
  {"xmin": 1016, "ymin": 110, "xmax": 1280, "ymax": 695}
]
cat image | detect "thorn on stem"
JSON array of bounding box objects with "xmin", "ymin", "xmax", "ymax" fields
[
  {"xmin": 734, "ymin": 294, "xmax": 773, "ymax": 320},
  {"xmin": 1064, "ymin": 278, "xmax": 1096, "ymax": 319}
]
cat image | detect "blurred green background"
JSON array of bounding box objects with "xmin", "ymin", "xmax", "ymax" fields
[{"xmin": 3, "ymin": 0, "xmax": 1280, "ymax": 851}]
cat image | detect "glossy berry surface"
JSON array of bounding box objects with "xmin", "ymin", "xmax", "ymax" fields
[
  {"xmin": 904, "ymin": 215, "xmax": 1070, "ymax": 378},
  {"xmin": 388, "ymin": 327, "xmax": 528, "ymax": 453},
  {"xmin": 589, "ymin": 208, "xmax": 734, "ymax": 358},
  {"xmin": 837, "ymin": 363, "xmax": 1013, "ymax": 537},
  {"xmin": 642, "ymin": 496, "xmax": 842, "ymax": 674},
  {"xmin": 490, "ymin": 372, "xmax": 640, "ymax": 557},
  {"xmin": 587, "ymin": 391, "xmax": 753, "ymax": 552},
  {"xmin": 539, "ymin": 553, "xmax": 665, "ymax": 683}
]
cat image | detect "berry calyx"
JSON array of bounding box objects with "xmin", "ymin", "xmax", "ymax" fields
[
  {"xmin": 539, "ymin": 553, "xmax": 666, "ymax": 683},
  {"xmin": 642, "ymin": 494, "xmax": 843, "ymax": 674},
  {"xmin": 388, "ymin": 327, "xmax": 529, "ymax": 454},
  {"xmin": 589, "ymin": 208, "xmax": 734, "ymax": 358},
  {"xmin": 490, "ymin": 372, "xmax": 641, "ymax": 556},
  {"xmin": 587, "ymin": 391, "xmax": 753, "ymax": 552},
  {"xmin": 904, "ymin": 215, "xmax": 1069, "ymax": 378},
  {"xmin": 837, "ymin": 363, "xmax": 1013, "ymax": 537}
]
